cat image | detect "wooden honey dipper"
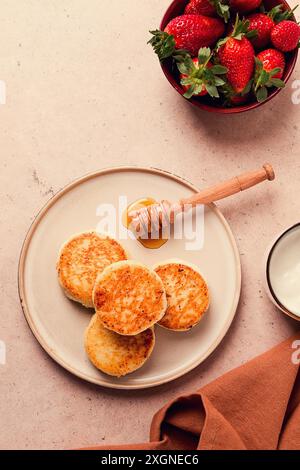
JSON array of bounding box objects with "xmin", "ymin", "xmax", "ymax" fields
[{"xmin": 129, "ymin": 163, "xmax": 275, "ymax": 237}]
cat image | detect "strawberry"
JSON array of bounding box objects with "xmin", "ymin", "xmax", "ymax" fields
[
  {"xmin": 185, "ymin": 0, "xmax": 216, "ymax": 17},
  {"xmin": 178, "ymin": 47, "xmax": 228, "ymax": 98},
  {"xmin": 257, "ymin": 48, "xmax": 285, "ymax": 79},
  {"xmin": 217, "ymin": 16, "xmax": 255, "ymax": 93},
  {"xmin": 271, "ymin": 20, "xmax": 300, "ymax": 51},
  {"xmin": 247, "ymin": 5, "xmax": 298, "ymax": 49},
  {"xmin": 229, "ymin": 0, "xmax": 262, "ymax": 14},
  {"xmin": 253, "ymin": 49, "xmax": 285, "ymax": 102},
  {"xmin": 185, "ymin": 0, "xmax": 230, "ymax": 22},
  {"xmin": 149, "ymin": 15, "xmax": 225, "ymax": 58},
  {"xmin": 247, "ymin": 13, "xmax": 275, "ymax": 48}
]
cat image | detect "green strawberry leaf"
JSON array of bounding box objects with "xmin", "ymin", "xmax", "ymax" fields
[
  {"xmin": 214, "ymin": 77, "xmax": 226, "ymax": 86},
  {"xmin": 241, "ymin": 79, "xmax": 253, "ymax": 96},
  {"xmin": 216, "ymin": 37, "xmax": 229, "ymax": 49},
  {"xmin": 194, "ymin": 84, "xmax": 204, "ymax": 95},
  {"xmin": 256, "ymin": 86, "xmax": 268, "ymax": 102},
  {"xmin": 203, "ymin": 68, "xmax": 215, "ymax": 81},
  {"xmin": 233, "ymin": 16, "xmax": 249, "ymax": 37},
  {"xmin": 270, "ymin": 78, "xmax": 285, "ymax": 87},
  {"xmin": 177, "ymin": 56, "xmax": 195, "ymax": 75},
  {"xmin": 183, "ymin": 84, "xmax": 196, "ymax": 99},
  {"xmin": 177, "ymin": 63, "xmax": 190, "ymax": 75},
  {"xmin": 198, "ymin": 47, "xmax": 211, "ymax": 65},
  {"xmin": 172, "ymin": 49, "xmax": 191, "ymax": 62},
  {"xmin": 148, "ymin": 30, "xmax": 176, "ymax": 60},
  {"xmin": 254, "ymin": 58, "xmax": 263, "ymax": 84},
  {"xmin": 217, "ymin": 78, "xmax": 243, "ymax": 107},
  {"xmin": 269, "ymin": 67, "xmax": 282, "ymax": 77},
  {"xmin": 148, "ymin": 30, "xmax": 190, "ymax": 63},
  {"xmin": 269, "ymin": 4, "xmax": 298, "ymax": 22},
  {"xmin": 255, "ymin": 57, "xmax": 263, "ymax": 68},
  {"xmin": 211, "ymin": 0, "xmax": 230, "ymax": 23},
  {"xmin": 206, "ymin": 84, "xmax": 220, "ymax": 98},
  {"xmin": 230, "ymin": 15, "xmax": 256, "ymax": 41},
  {"xmin": 260, "ymin": 69, "xmax": 270, "ymax": 86},
  {"xmin": 210, "ymin": 64, "xmax": 228, "ymax": 75},
  {"xmin": 246, "ymin": 29, "xmax": 258, "ymax": 39},
  {"xmin": 268, "ymin": 5, "xmax": 284, "ymax": 20},
  {"xmin": 181, "ymin": 78, "xmax": 192, "ymax": 86},
  {"xmin": 253, "ymin": 60, "xmax": 285, "ymax": 101}
]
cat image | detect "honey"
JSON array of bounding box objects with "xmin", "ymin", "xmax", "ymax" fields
[{"xmin": 123, "ymin": 198, "xmax": 168, "ymax": 249}]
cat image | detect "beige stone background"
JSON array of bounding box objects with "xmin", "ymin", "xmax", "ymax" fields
[{"xmin": 0, "ymin": 0, "xmax": 300, "ymax": 449}]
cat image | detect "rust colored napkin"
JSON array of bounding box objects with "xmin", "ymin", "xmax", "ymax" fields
[{"xmin": 87, "ymin": 332, "xmax": 300, "ymax": 450}]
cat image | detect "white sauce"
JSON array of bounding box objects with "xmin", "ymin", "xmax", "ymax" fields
[{"xmin": 269, "ymin": 226, "xmax": 300, "ymax": 317}]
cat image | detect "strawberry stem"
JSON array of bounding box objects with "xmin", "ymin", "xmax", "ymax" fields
[
  {"xmin": 268, "ymin": 4, "xmax": 298, "ymax": 22},
  {"xmin": 217, "ymin": 14, "xmax": 257, "ymax": 49},
  {"xmin": 178, "ymin": 47, "xmax": 228, "ymax": 100},
  {"xmin": 148, "ymin": 30, "xmax": 189, "ymax": 61},
  {"xmin": 253, "ymin": 57, "xmax": 285, "ymax": 102},
  {"xmin": 210, "ymin": 0, "xmax": 230, "ymax": 23}
]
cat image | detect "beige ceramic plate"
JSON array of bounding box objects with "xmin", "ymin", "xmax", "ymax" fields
[{"xmin": 19, "ymin": 167, "xmax": 241, "ymax": 389}]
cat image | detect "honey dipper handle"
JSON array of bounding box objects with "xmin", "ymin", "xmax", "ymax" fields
[{"xmin": 179, "ymin": 163, "xmax": 275, "ymax": 207}]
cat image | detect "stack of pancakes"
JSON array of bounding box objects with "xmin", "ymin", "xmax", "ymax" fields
[{"xmin": 57, "ymin": 231, "xmax": 210, "ymax": 377}]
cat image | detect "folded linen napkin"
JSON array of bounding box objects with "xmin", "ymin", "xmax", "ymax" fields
[{"xmin": 85, "ymin": 333, "xmax": 300, "ymax": 450}]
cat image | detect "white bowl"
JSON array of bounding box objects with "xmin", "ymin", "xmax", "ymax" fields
[{"xmin": 264, "ymin": 223, "xmax": 300, "ymax": 322}]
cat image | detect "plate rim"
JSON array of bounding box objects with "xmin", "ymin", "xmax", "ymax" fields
[{"xmin": 18, "ymin": 165, "xmax": 241, "ymax": 390}]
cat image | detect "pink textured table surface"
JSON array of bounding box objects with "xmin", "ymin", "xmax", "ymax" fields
[{"xmin": 0, "ymin": 0, "xmax": 299, "ymax": 450}]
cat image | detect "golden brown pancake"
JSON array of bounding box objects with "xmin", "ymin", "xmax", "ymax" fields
[
  {"xmin": 93, "ymin": 260, "xmax": 167, "ymax": 335},
  {"xmin": 85, "ymin": 314, "xmax": 155, "ymax": 377},
  {"xmin": 154, "ymin": 259, "xmax": 210, "ymax": 331},
  {"xmin": 57, "ymin": 231, "xmax": 128, "ymax": 308}
]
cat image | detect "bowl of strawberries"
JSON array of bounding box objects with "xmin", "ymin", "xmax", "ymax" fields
[{"xmin": 149, "ymin": 0, "xmax": 299, "ymax": 113}]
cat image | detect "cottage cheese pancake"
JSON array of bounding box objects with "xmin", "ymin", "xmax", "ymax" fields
[
  {"xmin": 57, "ymin": 232, "xmax": 128, "ymax": 308},
  {"xmin": 93, "ymin": 260, "xmax": 167, "ymax": 335},
  {"xmin": 85, "ymin": 314, "xmax": 155, "ymax": 377},
  {"xmin": 154, "ymin": 259, "xmax": 210, "ymax": 331}
]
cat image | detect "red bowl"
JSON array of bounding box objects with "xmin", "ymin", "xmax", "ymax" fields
[{"xmin": 160, "ymin": 0, "xmax": 298, "ymax": 113}]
